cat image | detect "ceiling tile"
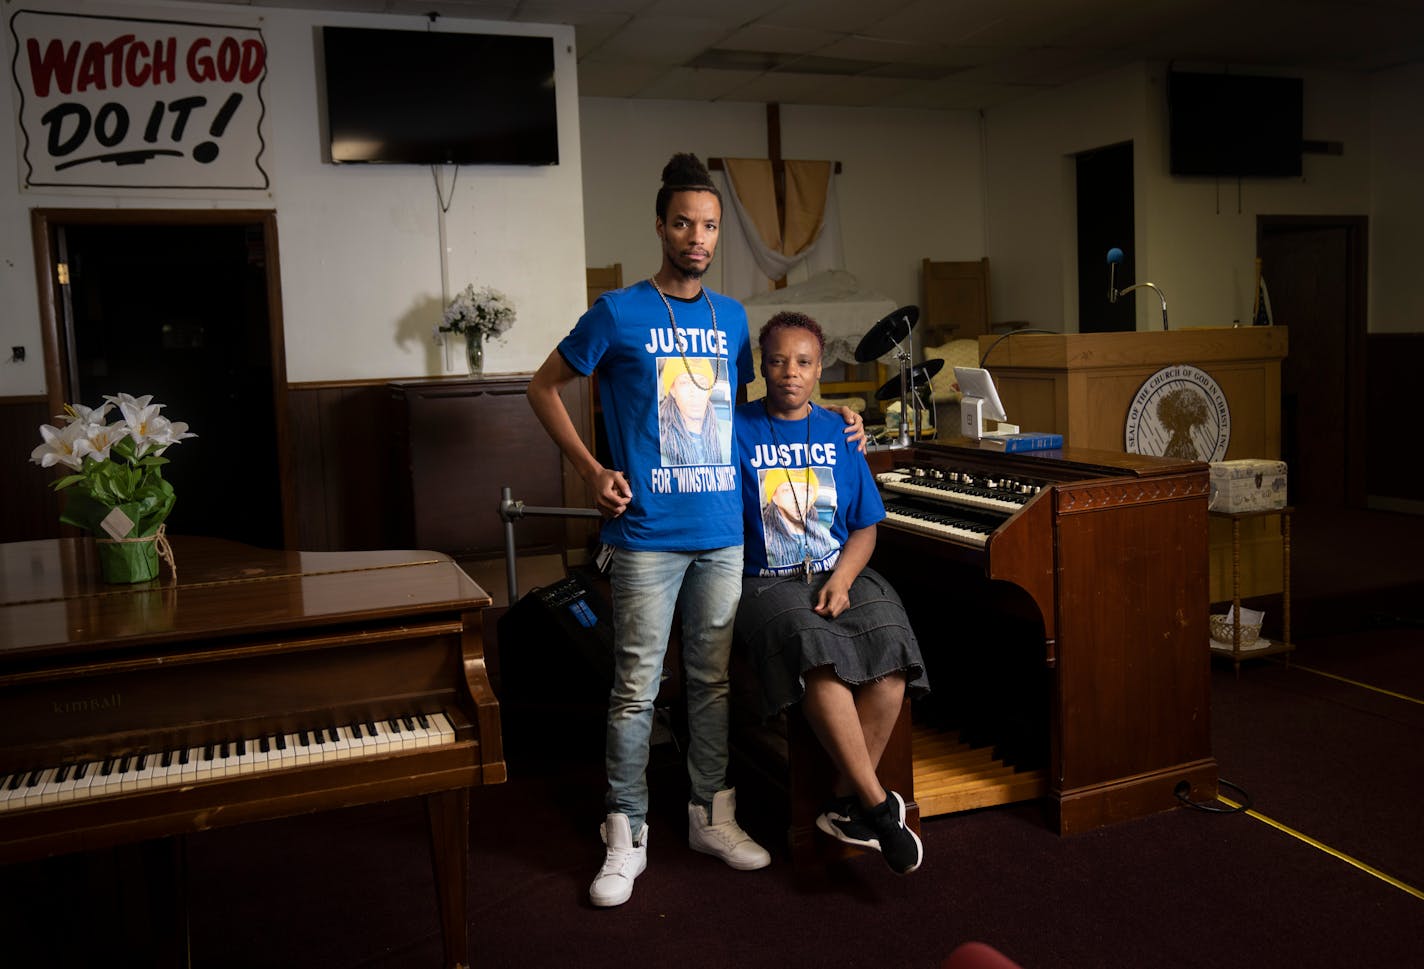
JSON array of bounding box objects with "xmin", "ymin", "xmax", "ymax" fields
[
  {"xmin": 717, "ymin": 23, "xmax": 842, "ymax": 55},
  {"xmin": 575, "ymin": 59, "xmax": 675, "ymax": 99},
  {"xmin": 756, "ymin": 0, "xmax": 919, "ymax": 35},
  {"xmin": 635, "ymin": 66, "xmax": 768, "ymax": 102}
]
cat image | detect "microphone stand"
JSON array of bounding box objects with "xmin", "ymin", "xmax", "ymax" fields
[{"xmin": 883, "ymin": 341, "xmax": 933, "ymax": 450}]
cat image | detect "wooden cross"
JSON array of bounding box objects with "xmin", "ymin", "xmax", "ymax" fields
[{"xmin": 709, "ymin": 103, "xmax": 842, "ymax": 287}]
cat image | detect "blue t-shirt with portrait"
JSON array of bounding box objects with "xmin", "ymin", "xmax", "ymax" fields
[
  {"xmin": 558, "ymin": 279, "xmax": 753, "ymax": 551},
  {"xmin": 735, "ymin": 400, "xmax": 885, "ymax": 577}
]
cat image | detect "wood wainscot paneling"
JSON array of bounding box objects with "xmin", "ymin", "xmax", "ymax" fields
[
  {"xmin": 1367, "ymin": 333, "xmax": 1424, "ymax": 508},
  {"xmin": 286, "ymin": 381, "xmax": 405, "ymax": 552},
  {"xmin": 387, "ymin": 374, "xmax": 596, "ymax": 564},
  {"xmin": 288, "ymin": 374, "xmax": 594, "ymax": 558},
  {"xmin": 2, "ymin": 396, "xmax": 64, "ymax": 544}
]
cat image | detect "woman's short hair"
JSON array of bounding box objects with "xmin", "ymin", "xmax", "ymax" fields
[{"xmin": 758, "ymin": 311, "xmax": 826, "ymax": 355}]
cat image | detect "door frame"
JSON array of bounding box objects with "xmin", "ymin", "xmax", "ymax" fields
[
  {"xmin": 1256, "ymin": 213, "xmax": 1368, "ymax": 507},
  {"xmin": 29, "ymin": 208, "xmax": 297, "ymax": 548}
]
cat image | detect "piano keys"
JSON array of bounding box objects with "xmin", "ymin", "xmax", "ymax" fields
[
  {"xmin": 866, "ymin": 439, "xmax": 1218, "ymax": 834},
  {"xmin": 0, "ymin": 712, "xmax": 458, "ymax": 811},
  {"xmin": 0, "ymin": 536, "xmax": 502, "ymax": 969}
]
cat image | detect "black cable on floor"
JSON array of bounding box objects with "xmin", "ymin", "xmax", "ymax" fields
[{"xmin": 1176, "ymin": 777, "xmax": 1253, "ymax": 813}]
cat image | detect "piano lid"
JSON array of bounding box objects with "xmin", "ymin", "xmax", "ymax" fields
[{"xmin": 0, "ymin": 537, "xmax": 491, "ymax": 659}]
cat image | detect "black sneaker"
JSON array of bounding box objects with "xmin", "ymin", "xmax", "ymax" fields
[
  {"xmin": 815, "ymin": 795, "xmax": 880, "ymax": 849},
  {"xmin": 867, "ymin": 791, "xmax": 923, "ymax": 874}
]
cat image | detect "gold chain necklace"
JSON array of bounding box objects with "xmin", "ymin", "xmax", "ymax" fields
[
  {"xmin": 763, "ymin": 399, "xmax": 815, "ymax": 583},
  {"xmin": 650, "ymin": 277, "xmax": 721, "ymax": 392}
]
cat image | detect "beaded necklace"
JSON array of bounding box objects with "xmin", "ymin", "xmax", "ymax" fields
[
  {"xmin": 763, "ymin": 399, "xmax": 815, "ymax": 583},
  {"xmin": 651, "ymin": 277, "xmax": 721, "ymax": 392}
]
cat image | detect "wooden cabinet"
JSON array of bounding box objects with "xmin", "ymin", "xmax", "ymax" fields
[{"xmin": 390, "ymin": 375, "xmax": 577, "ymax": 559}]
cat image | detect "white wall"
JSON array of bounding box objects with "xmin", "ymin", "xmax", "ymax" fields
[
  {"xmin": 0, "ymin": 0, "xmax": 585, "ymax": 398},
  {"xmin": 577, "ymin": 97, "xmax": 984, "ymax": 312},
  {"xmin": 780, "ymin": 103, "xmax": 985, "ymax": 307},
  {"xmin": 984, "ymin": 61, "xmax": 1387, "ymax": 332},
  {"xmin": 1369, "ymin": 62, "xmax": 1424, "ymax": 334},
  {"xmin": 982, "ymin": 64, "xmax": 1152, "ymax": 331},
  {"xmin": 1144, "ymin": 65, "xmax": 1372, "ymax": 329},
  {"xmin": 577, "ymin": 97, "xmax": 764, "ymax": 296}
]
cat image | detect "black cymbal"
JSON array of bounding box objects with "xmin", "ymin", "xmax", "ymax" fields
[
  {"xmin": 854, "ymin": 305, "xmax": 920, "ymax": 363},
  {"xmin": 874, "ymin": 357, "xmax": 944, "ymax": 401}
]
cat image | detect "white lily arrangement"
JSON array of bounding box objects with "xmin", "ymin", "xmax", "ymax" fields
[
  {"xmin": 439, "ymin": 284, "xmax": 516, "ymax": 341},
  {"xmin": 31, "ymin": 393, "xmax": 196, "ymax": 541}
]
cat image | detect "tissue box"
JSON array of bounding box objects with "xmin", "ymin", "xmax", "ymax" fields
[{"xmin": 1208, "ymin": 459, "xmax": 1287, "ymax": 512}]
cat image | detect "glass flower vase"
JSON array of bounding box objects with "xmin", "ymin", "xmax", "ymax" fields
[{"xmin": 465, "ymin": 332, "xmax": 484, "ymax": 375}]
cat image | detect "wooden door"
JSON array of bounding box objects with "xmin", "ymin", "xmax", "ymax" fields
[{"xmin": 1258, "ymin": 217, "xmax": 1367, "ymax": 508}]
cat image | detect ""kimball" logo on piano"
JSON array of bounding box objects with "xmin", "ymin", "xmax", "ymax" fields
[{"xmin": 53, "ymin": 693, "xmax": 122, "ymax": 715}]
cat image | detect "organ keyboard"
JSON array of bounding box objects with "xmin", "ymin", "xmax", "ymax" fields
[
  {"xmin": 0, "ymin": 536, "xmax": 502, "ymax": 969},
  {"xmin": 866, "ymin": 439, "xmax": 1218, "ymax": 833}
]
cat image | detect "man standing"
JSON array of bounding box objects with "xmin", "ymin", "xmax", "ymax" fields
[{"xmin": 527, "ymin": 153, "xmax": 771, "ymax": 907}]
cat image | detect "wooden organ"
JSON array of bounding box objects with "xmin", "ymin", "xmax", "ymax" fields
[
  {"xmin": 867, "ymin": 440, "xmax": 1217, "ymax": 834},
  {"xmin": 0, "ymin": 536, "xmax": 503, "ymax": 968}
]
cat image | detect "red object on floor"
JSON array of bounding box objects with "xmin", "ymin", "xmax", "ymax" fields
[{"xmin": 943, "ymin": 941, "xmax": 1026, "ymax": 969}]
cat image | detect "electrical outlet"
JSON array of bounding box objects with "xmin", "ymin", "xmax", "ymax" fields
[{"xmin": 10, "ymin": 346, "xmax": 23, "ymax": 362}]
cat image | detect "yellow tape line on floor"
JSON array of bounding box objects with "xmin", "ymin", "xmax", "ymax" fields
[
  {"xmin": 1218, "ymin": 795, "xmax": 1424, "ymax": 901},
  {"xmin": 1272, "ymin": 658, "xmax": 1424, "ymax": 706}
]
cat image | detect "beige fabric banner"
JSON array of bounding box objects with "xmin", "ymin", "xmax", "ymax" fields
[
  {"xmin": 723, "ymin": 157, "xmax": 832, "ymax": 259},
  {"xmin": 782, "ymin": 160, "xmax": 831, "ymax": 256},
  {"xmin": 723, "ymin": 158, "xmax": 781, "ymax": 252}
]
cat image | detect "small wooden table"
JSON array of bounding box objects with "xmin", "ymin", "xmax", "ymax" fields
[{"xmin": 1210, "ymin": 506, "xmax": 1296, "ymax": 674}]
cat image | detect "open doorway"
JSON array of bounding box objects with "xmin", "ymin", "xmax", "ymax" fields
[
  {"xmin": 1076, "ymin": 141, "xmax": 1136, "ymax": 333},
  {"xmin": 32, "ymin": 210, "xmax": 291, "ymax": 549}
]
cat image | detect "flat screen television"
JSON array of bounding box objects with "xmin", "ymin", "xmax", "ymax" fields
[
  {"xmin": 1168, "ymin": 71, "xmax": 1302, "ymax": 177},
  {"xmin": 322, "ymin": 26, "xmax": 558, "ymax": 165}
]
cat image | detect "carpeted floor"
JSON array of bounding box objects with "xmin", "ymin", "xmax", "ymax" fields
[{"xmin": 5, "ymin": 506, "xmax": 1421, "ymax": 969}]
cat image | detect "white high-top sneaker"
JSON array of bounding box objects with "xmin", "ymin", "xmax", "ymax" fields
[
  {"xmin": 589, "ymin": 813, "xmax": 647, "ymax": 908},
  {"xmin": 688, "ymin": 788, "xmax": 771, "ymax": 870}
]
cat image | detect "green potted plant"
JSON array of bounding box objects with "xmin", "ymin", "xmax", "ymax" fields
[{"xmin": 30, "ymin": 393, "xmax": 195, "ymax": 582}]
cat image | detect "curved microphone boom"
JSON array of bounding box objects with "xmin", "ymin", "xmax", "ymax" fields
[{"xmin": 1105, "ymin": 246, "xmax": 1169, "ymax": 330}]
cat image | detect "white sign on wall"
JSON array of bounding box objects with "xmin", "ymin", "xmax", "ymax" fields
[{"xmin": 8, "ymin": 8, "xmax": 270, "ymax": 191}]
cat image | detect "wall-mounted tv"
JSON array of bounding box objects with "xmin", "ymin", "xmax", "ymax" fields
[
  {"xmin": 322, "ymin": 26, "xmax": 558, "ymax": 166},
  {"xmin": 1168, "ymin": 71, "xmax": 1302, "ymax": 177}
]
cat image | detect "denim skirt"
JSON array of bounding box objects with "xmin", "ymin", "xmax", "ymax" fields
[{"xmin": 735, "ymin": 566, "xmax": 929, "ymax": 720}]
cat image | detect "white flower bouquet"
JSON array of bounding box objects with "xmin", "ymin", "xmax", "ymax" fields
[
  {"xmin": 440, "ymin": 284, "xmax": 516, "ymax": 340},
  {"xmin": 31, "ymin": 393, "xmax": 196, "ymax": 581}
]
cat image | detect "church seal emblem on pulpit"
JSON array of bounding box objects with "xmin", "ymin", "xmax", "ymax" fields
[{"xmin": 1124, "ymin": 364, "xmax": 1231, "ymax": 461}]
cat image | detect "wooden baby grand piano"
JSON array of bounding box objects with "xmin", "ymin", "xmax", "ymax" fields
[
  {"xmin": 868, "ymin": 440, "xmax": 1217, "ymax": 833},
  {"xmin": 0, "ymin": 537, "xmax": 503, "ymax": 969}
]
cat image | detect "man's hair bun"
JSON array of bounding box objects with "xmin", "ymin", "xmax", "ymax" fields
[{"xmin": 661, "ymin": 152, "xmax": 712, "ymax": 187}]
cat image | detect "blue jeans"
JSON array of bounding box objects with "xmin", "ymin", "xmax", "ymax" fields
[{"xmin": 605, "ymin": 545, "xmax": 743, "ymax": 833}]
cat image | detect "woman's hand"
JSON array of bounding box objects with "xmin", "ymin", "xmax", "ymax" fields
[{"xmin": 814, "ymin": 573, "xmax": 854, "ymax": 618}]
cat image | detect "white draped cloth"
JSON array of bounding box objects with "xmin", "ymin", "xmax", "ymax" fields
[
  {"xmin": 713, "ymin": 170, "xmax": 847, "ymax": 304},
  {"xmin": 740, "ymin": 270, "xmax": 899, "ymax": 367}
]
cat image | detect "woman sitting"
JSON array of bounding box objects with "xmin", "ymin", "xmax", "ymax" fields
[{"xmin": 733, "ymin": 310, "xmax": 929, "ymax": 875}]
